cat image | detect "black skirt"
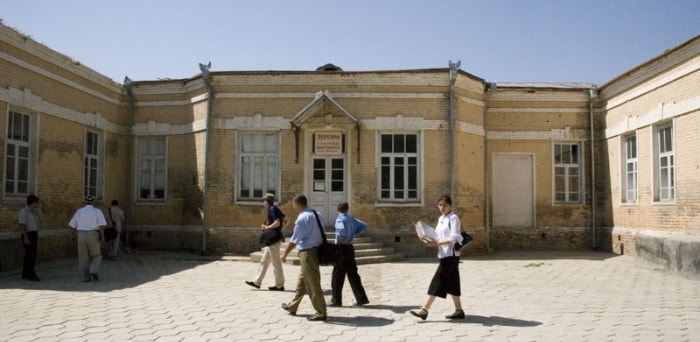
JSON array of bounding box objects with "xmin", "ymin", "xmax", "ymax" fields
[{"xmin": 427, "ymin": 256, "xmax": 461, "ymax": 298}]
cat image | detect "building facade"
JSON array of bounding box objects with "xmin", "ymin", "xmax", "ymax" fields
[{"xmin": 1, "ymin": 23, "xmax": 698, "ymax": 275}]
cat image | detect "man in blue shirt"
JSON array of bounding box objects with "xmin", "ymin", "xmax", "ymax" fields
[
  {"xmin": 329, "ymin": 202, "xmax": 369, "ymax": 307},
  {"xmin": 280, "ymin": 195, "xmax": 327, "ymax": 321}
]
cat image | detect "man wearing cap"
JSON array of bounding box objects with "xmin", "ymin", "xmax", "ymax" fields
[
  {"xmin": 68, "ymin": 195, "xmax": 107, "ymax": 282},
  {"xmin": 246, "ymin": 193, "xmax": 287, "ymax": 291}
]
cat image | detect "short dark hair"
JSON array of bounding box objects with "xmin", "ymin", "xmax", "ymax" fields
[
  {"xmin": 438, "ymin": 194, "xmax": 452, "ymax": 206},
  {"xmin": 111, "ymin": 199, "xmax": 119, "ymax": 206},
  {"xmin": 293, "ymin": 194, "xmax": 308, "ymax": 207},
  {"xmin": 27, "ymin": 195, "xmax": 39, "ymax": 206},
  {"xmin": 337, "ymin": 202, "xmax": 349, "ymax": 213}
]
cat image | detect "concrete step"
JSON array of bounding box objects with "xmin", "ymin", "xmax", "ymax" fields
[{"xmin": 249, "ymin": 236, "xmax": 404, "ymax": 265}]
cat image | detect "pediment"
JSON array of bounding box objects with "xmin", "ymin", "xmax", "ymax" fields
[{"xmin": 291, "ymin": 90, "xmax": 358, "ymax": 127}]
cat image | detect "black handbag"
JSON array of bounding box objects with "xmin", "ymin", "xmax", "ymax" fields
[
  {"xmin": 312, "ymin": 210, "xmax": 340, "ymax": 266},
  {"xmin": 455, "ymin": 230, "xmax": 473, "ymax": 251},
  {"xmin": 259, "ymin": 228, "xmax": 282, "ymax": 246},
  {"xmin": 104, "ymin": 227, "xmax": 118, "ymax": 241},
  {"xmin": 449, "ymin": 218, "xmax": 473, "ymax": 251}
]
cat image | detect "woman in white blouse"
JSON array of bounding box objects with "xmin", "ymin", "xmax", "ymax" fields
[{"xmin": 410, "ymin": 194, "xmax": 465, "ymax": 321}]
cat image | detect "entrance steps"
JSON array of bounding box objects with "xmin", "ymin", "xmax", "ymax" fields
[{"xmin": 249, "ymin": 234, "xmax": 404, "ymax": 265}]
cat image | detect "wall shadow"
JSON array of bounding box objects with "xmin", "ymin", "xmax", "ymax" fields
[{"xmin": 0, "ymin": 250, "xmax": 218, "ymax": 292}]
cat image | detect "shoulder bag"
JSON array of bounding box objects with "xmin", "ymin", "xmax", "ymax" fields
[{"xmin": 312, "ymin": 210, "xmax": 341, "ymax": 266}]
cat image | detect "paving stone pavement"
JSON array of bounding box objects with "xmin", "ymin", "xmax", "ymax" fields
[{"xmin": 0, "ymin": 250, "xmax": 698, "ymax": 342}]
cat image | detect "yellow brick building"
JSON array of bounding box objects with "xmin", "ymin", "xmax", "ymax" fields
[{"xmin": 1, "ymin": 23, "xmax": 698, "ymax": 275}]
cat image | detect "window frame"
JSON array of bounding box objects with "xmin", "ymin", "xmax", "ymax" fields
[
  {"xmin": 652, "ymin": 122, "xmax": 675, "ymax": 203},
  {"xmin": 552, "ymin": 141, "xmax": 583, "ymax": 204},
  {"xmin": 137, "ymin": 136, "xmax": 167, "ymax": 203},
  {"xmin": 4, "ymin": 109, "xmax": 37, "ymax": 198},
  {"xmin": 621, "ymin": 133, "xmax": 638, "ymax": 204},
  {"xmin": 236, "ymin": 131, "xmax": 281, "ymax": 203},
  {"xmin": 377, "ymin": 132, "xmax": 421, "ymax": 203},
  {"xmin": 84, "ymin": 129, "xmax": 105, "ymax": 200}
]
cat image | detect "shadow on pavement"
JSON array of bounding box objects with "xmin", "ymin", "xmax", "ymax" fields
[
  {"xmin": 463, "ymin": 314, "xmax": 542, "ymax": 327},
  {"xmin": 325, "ymin": 315, "xmax": 394, "ymax": 327},
  {"xmin": 0, "ymin": 250, "xmax": 218, "ymax": 292}
]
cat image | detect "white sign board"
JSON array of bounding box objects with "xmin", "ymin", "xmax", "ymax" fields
[{"xmin": 314, "ymin": 132, "xmax": 343, "ymax": 155}]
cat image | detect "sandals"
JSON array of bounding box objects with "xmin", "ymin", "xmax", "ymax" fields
[
  {"xmin": 446, "ymin": 309, "xmax": 465, "ymax": 319},
  {"xmin": 409, "ymin": 308, "xmax": 428, "ymax": 320}
]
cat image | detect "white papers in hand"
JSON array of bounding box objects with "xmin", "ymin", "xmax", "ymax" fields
[{"xmin": 415, "ymin": 220, "xmax": 437, "ymax": 242}]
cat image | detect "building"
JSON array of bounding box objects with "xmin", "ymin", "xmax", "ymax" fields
[{"xmin": 1, "ymin": 23, "xmax": 698, "ymax": 276}]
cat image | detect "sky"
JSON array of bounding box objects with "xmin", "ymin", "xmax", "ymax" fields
[{"xmin": 1, "ymin": 0, "xmax": 698, "ymax": 84}]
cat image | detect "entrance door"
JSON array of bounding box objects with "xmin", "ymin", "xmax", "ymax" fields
[
  {"xmin": 492, "ymin": 154, "xmax": 535, "ymax": 228},
  {"xmin": 310, "ymin": 157, "xmax": 346, "ymax": 229}
]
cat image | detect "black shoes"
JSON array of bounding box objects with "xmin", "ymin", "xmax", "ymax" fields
[
  {"xmin": 352, "ymin": 299, "xmax": 369, "ymax": 307},
  {"xmin": 245, "ymin": 281, "xmax": 260, "ymax": 289},
  {"xmin": 410, "ymin": 308, "xmax": 428, "ymax": 320},
  {"xmin": 90, "ymin": 273, "xmax": 99, "ymax": 281},
  {"xmin": 268, "ymin": 286, "xmax": 285, "ymax": 291},
  {"xmin": 328, "ymin": 301, "xmax": 342, "ymax": 307},
  {"xmin": 281, "ymin": 303, "xmax": 296, "ymax": 316},
  {"xmin": 307, "ymin": 314, "xmax": 327, "ymax": 321},
  {"xmin": 22, "ymin": 275, "xmax": 40, "ymax": 281},
  {"xmin": 446, "ymin": 309, "xmax": 465, "ymax": 319}
]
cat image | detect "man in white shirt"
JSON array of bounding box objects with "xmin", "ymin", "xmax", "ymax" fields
[{"xmin": 68, "ymin": 195, "xmax": 107, "ymax": 282}]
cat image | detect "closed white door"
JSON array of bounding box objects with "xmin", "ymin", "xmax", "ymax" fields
[
  {"xmin": 492, "ymin": 154, "xmax": 534, "ymax": 228},
  {"xmin": 310, "ymin": 157, "xmax": 346, "ymax": 229}
]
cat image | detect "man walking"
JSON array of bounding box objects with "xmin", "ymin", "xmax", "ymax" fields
[
  {"xmin": 280, "ymin": 195, "xmax": 327, "ymax": 321},
  {"xmin": 19, "ymin": 195, "xmax": 42, "ymax": 281},
  {"xmin": 329, "ymin": 202, "xmax": 370, "ymax": 307},
  {"xmin": 106, "ymin": 199, "xmax": 125, "ymax": 260},
  {"xmin": 68, "ymin": 195, "xmax": 107, "ymax": 282}
]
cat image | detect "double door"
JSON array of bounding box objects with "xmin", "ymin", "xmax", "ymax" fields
[{"xmin": 310, "ymin": 157, "xmax": 346, "ymax": 228}]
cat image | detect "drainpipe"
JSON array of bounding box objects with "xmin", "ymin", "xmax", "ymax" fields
[
  {"xmin": 123, "ymin": 76, "xmax": 134, "ymax": 248},
  {"xmin": 483, "ymin": 82, "xmax": 496, "ymax": 254},
  {"xmin": 448, "ymin": 60, "xmax": 460, "ymax": 197},
  {"xmin": 589, "ymin": 88, "xmax": 597, "ymax": 249},
  {"xmin": 200, "ymin": 62, "xmax": 212, "ymax": 255}
]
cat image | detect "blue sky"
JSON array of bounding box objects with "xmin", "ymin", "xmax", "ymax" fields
[{"xmin": 1, "ymin": 0, "xmax": 698, "ymax": 84}]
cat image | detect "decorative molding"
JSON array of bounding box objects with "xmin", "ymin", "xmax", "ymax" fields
[
  {"xmin": 489, "ymin": 127, "xmax": 588, "ymax": 141},
  {"xmin": 604, "ymin": 60, "xmax": 700, "ymax": 111},
  {"xmin": 489, "ymin": 107, "xmax": 587, "ymax": 114},
  {"xmin": 213, "ymin": 113, "xmax": 289, "ymax": 130},
  {"xmin": 362, "ymin": 114, "xmax": 442, "ymax": 130},
  {"xmin": 0, "ymin": 51, "xmax": 120, "ymax": 105},
  {"xmin": 605, "ymin": 95, "xmax": 700, "ymax": 138},
  {"xmin": 0, "ymin": 86, "xmax": 128, "ymax": 134}
]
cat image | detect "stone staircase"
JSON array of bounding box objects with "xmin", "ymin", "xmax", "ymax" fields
[{"xmin": 249, "ymin": 233, "xmax": 404, "ymax": 265}]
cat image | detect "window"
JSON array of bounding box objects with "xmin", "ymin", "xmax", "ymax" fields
[
  {"xmin": 138, "ymin": 136, "xmax": 166, "ymax": 201},
  {"xmin": 4, "ymin": 110, "xmax": 35, "ymax": 196},
  {"xmin": 621, "ymin": 134, "xmax": 637, "ymax": 204},
  {"xmin": 553, "ymin": 142, "xmax": 582, "ymax": 203},
  {"xmin": 379, "ymin": 133, "xmax": 419, "ymax": 202},
  {"xmin": 653, "ymin": 123, "xmax": 674, "ymax": 202},
  {"xmin": 84, "ymin": 130, "xmax": 104, "ymax": 199},
  {"xmin": 238, "ymin": 132, "xmax": 279, "ymax": 201}
]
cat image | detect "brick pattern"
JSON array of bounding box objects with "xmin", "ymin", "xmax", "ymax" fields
[{"xmin": 0, "ymin": 23, "xmax": 698, "ymax": 270}]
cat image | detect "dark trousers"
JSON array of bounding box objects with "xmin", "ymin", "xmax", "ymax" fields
[
  {"xmin": 331, "ymin": 244, "xmax": 368, "ymax": 304},
  {"xmin": 21, "ymin": 231, "xmax": 38, "ymax": 279}
]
